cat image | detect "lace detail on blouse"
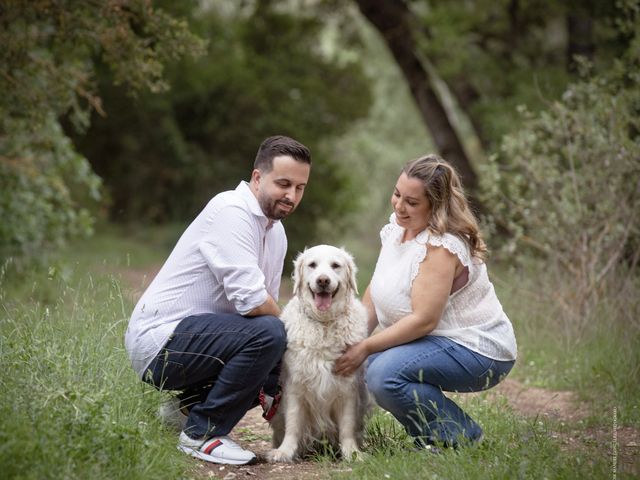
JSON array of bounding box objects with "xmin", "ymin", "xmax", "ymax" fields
[
  {"xmin": 426, "ymin": 233, "xmax": 472, "ymax": 268},
  {"xmin": 410, "ymin": 231, "xmax": 428, "ymax": 284}
]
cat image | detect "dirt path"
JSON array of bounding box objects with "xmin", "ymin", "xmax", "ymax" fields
[
  {"xmin": 114, "ymin": 265, "xmax": 639, "ymax": 479},
  {"xmin": 475, "ymin": 379, "xmax": 639, "ymax": 475},
  {"xmin": 188, "ymin": 407, "xmax": 336, "ymax": 480}
]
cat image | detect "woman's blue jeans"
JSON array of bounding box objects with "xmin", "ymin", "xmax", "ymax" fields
[
  {"xmin": 145, "ymin": 313, "xmax": 286, "ymax": 439},
  {"xmin": 366, "ymin": 335, "xmax": 514, "ymax": 448}
]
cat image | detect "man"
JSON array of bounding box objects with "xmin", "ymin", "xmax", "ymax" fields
[{"xmin": 125, "ymin": 135, "xmax": 312, "ymax": 465}]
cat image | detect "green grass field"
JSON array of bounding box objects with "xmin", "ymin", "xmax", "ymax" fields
[{"xmin": 1, "ymin": 225, "xmax": 637, "ymax": 479}]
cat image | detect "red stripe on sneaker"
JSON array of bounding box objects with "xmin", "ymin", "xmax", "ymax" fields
[{"xmin": 203, "ymin": 439, "xmax": 223, "ymax": 455}]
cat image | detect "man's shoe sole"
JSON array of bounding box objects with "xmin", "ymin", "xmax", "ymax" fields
[{"xmin": 177, "ymin": 445, "xmax": 257, "ymax": 465}]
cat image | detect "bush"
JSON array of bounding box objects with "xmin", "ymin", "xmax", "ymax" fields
[
  {"xmin": 480, "ymin": 61, "xmax": 640, "ymax": 333},
  {"xmin": 0, "ymin": 116, "xmax": 102, "ymax": 263}
]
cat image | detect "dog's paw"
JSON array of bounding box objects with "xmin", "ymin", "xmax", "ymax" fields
[
  {"xmin": 340, "ymin": 438, "xmax": 367, "ymax": 462},
  {"xmin": 266, "ymin": 448, "xmax": 295, "ymax": 463},
  {"xmin": 341, "ymin": 445, "xmax": 365, "ymax": 462}
]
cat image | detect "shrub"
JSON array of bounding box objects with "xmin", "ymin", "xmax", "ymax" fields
[
  {"xmin": 480, "ymin": 24, "xmax": 640, "ymax": 333},
  {"xmin": 0, "ymin": 116, "xmax": 101, "ymax": 263}
]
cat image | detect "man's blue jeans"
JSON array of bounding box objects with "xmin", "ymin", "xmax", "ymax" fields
[
  {"xmin": 145, "ymin": 313, "xmax": 286, "ymax": 439},
  {"xmin": 366, "ymin": 335, "xmax": 514, "ymax": 448}
]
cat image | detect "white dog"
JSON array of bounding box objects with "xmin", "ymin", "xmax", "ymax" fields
[{"xmin": 267, "ymin": 245, "xmax": 369, "ymax": 463}]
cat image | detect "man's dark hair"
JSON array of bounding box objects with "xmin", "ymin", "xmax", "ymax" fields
[{"xmin": 253, "ymin": 135, "xmax": 312, "ymax": 172}]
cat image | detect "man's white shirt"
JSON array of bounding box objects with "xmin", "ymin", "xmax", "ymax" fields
[{"xmin": 125, "ymin": 181, "xmax": 286, "ymax": 378}]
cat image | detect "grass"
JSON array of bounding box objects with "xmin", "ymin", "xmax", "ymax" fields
[
  {"xmin": 341, "ymin": 401, "xmax": 613, "ymax": 480},
  {"xmin": 0, "ymin": 225, "xmax": 190, "ymax": 480},
  {"xmin": 491, "ymin": 260, "xmax": 640, "ymax": 427},
  {"xmin": 1, "ymin": 225, "xmax": 637, "ymax": 479}
]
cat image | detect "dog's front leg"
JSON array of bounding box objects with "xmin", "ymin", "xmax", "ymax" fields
[
  {"xmin": 337, "ymin": 393, "xmax": 362, "ymax": 461},
  {"xmin": 267, "ymin": 390, "xmax": 304, "ymax": 463}
]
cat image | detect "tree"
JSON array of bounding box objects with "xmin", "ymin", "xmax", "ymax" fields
[
  {"xmin": 0, "ymin": 0, "xmax": 204, "ymax": 262},
  {"xmin": 480, "ymin": 2, "xmax": 640, "ymax": 331},
  {"xmin": 353, "ymin": 0, "xmax": 479, "ymax": 194},
  {"xmin": 352, "ymin": 0, "xmax": 628, "ymax": 198},
  {"xmin": 71, "ymin": 2, "xmax": 373, "ymax": 260}
]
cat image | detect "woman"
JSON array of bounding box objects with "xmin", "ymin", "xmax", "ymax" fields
[{"xmin": 335, "ymin": 154, "xmax": 517, "ymax": 449}]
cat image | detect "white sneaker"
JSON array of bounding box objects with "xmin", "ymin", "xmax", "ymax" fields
[
  {"xmin": 177, "ymin": 431, "xmax": 257, "ymax": 465},
  {"xmin": 158, "ymin": 396, "xmax": 188, "ymax": 431}
]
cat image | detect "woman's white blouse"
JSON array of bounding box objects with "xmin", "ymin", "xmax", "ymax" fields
[{"xmin": 369, "ymin": 214, "xmax": 517, "ymax": 361}]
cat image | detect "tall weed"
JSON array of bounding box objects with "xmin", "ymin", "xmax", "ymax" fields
[
  {"xmin": 492, "ymin": 260, "xmax": 640, "ymax": 426},
  {"xmin": 0, "ymin": 260, "xmax": 188, "ymax": 479}
]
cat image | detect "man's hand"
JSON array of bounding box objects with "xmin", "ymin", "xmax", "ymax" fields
[
  {"xmin": 334, "ymin": 342, "xmax": 369, "ymax": 377},
  {"xmin": 246, "ymin": 295, "xmax": 281, "ymax": 317}
]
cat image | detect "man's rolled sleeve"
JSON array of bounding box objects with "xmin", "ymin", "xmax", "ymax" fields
[{"xmin": 198, "ymin": 205, "xmax": 269, "ymax": 315}]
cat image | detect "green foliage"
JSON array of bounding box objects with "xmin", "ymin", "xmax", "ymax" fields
[
  {"xmin": 317, "ymin": 14, "xmax": 431, "ymax": 272},
  {"xmin": 71, "ymin": 2, "xmax": 372, "ymax": 260},
  {"xmin": 0, "ymin": 116, "xmax": 101, "ymax": 261},
  {"xmin": 363, "ymin": 409, "xmax": 413, "ymax": 453},
  {"xmin": 0, "ymin": 0, "xmax": 206, "ymax": 129},
  {"xmin": 337, "ymin": 398, "xmax": 612, "ymax": 479},
  {"xmin": 0, "ymin": 0, "xmax": 205, "ymax": 264},
  {"xmin": 413, "ymin": 0, "xmax": 628, "ymax": 148},
  {"xmin": 493, "ymin": 259, "xmax": 640, "ymax": 426},
  {"xmin": 0, "ymin": 260, "xmax": 189, "ymax": 479},
  {"xmin": 479, "ymin": 0, "xmax": 640, "ymax": 330},
  {"xmin": 480, "ymin": 43, "xmax": 640, "ymax": 327}
]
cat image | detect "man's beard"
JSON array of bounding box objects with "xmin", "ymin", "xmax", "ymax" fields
[{"xmin": 258, "ymin": 195, "xmax": 296, "ymax": 221}]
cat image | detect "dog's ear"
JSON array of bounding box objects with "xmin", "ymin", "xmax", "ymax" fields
[
  {"xmin": 342, "ymin": 248, "xmax": 359, "ymax": 295},
  {"xmin": 291, "ymin": 250, "xmax": 306, "ymax": 296}
]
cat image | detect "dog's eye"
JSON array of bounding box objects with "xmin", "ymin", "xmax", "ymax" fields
[
  {"xmin": 308, "ymin": 262, "xmax": 317, "ymax": 269},
  {"xmin": 331, "ymin": 262, "xmax": 341, "ymax": 269}
]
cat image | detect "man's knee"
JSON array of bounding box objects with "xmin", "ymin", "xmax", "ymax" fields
[{"xmin": 254, "ymin": 315, "xmax": 286, "ymax": 351}]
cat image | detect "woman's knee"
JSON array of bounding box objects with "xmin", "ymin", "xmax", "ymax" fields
[{"xmin": 365, "ymin": 360, "xmax": 393, "ymax": 402}]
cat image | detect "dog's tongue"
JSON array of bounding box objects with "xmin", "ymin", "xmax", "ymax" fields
[{"xmin": 314, "ymin": 292, "xmax": 332, "ymax": 311}]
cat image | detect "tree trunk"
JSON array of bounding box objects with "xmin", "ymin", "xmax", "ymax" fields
[
  {"xmin": 354, "ymin": 0, "xmax": 479, "ymax": 195},
  {"xmin": 447, "ymin": 76, "xmax": 490, "ymax": 150}
]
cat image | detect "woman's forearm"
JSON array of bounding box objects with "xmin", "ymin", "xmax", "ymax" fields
[{"xmin": 362, "ymin": 313, "xmax": 438, "ymax": 355}]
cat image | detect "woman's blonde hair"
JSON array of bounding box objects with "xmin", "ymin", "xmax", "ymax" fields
[{"xmin": 403, "ymin": 154, "xmax": 487, "ymax": 260}]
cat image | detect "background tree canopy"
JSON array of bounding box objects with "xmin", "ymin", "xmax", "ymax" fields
[
  {"xmin": 1, "ymin": 0, "xmax": 638, "ymax": 277},
  {"xmin": 0, "ymin": 0, "xmax": 205, "ymax": 261},
  {"xmin": 0, "ymin": 0, "xmax": 373, "ymax": 265},
  {"xmin": 70, "ymin": 1, "xmax": 372, "ymax": 260},
  {"xmin": 353, "ymin": 0, "xmax": 635, "ymax": 204}
]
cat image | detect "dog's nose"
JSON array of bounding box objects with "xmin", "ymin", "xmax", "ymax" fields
[{"xmin": 316, "ymin": 275, "xmax": 330, "ymax": 289}]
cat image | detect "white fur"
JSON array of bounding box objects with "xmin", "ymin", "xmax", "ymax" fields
[{"xmin": 267, "ymin": 245, "xmax": 369, "ymax": 463}]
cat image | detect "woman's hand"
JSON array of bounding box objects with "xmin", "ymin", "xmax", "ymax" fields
[{"xmin": 334, "ymin": 342, "xmax": 369, "ymax": 377}]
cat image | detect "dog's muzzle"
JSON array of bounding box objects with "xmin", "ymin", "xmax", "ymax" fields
[{"xmin": 309, "ymin": 279, "xmax": 339, "ymax": 312}]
